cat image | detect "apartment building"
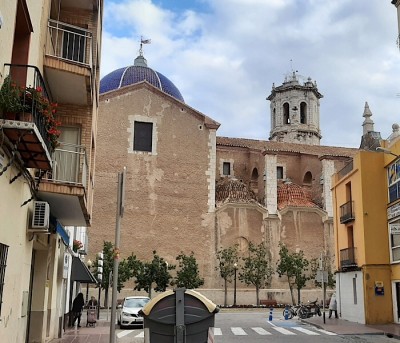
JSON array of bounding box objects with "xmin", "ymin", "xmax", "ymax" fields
[{"xmin": 0, "ymin": 0, "xmax": 102, "ymax": 341}]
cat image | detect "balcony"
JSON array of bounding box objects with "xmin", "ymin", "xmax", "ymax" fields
[
  {"xmin": 0, "ymin": 64, "xmax": 54, "ymax": 170},
  {"xmin": 37, "ymin": 142, "xmax": 90, "ymax": 226},
  {"xmin": 340, "ymin": 200, "xmax": 355, "ymax": 224},
  {"xmin": 44, "ymin": 19, "xmax": 93, "ymax": 105},
  {"xmin": 340, "ymin": 247, "xmax": 358, "ymax": 270}
]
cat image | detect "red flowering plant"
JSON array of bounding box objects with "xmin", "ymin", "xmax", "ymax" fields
[
  {"xmin": 73, "ymin": 239, "xmax": 83, "ymax": 252},
  {"xmin": 25, "ymin": 85, "xmax": 61, "ymax": 149}
]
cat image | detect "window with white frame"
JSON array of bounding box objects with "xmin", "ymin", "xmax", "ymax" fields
[
  {"xmin": 390, "ymin": 221, "xmax": 400, "ymax": 262},
  {"xmin": 0, "ymin": 243, "xmax": 9, "ymax": 316},
  {"xmin": 220, "ymin": 159, "xmax": 234, "ymax": 177},
  {"xmin": 128, "ymin": 116, "xmax": 157, "ymax": 155}
]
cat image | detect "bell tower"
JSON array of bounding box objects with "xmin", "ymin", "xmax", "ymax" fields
[{"xmin": 267, "ymin": 72, "xmax": 323, "ymax": 145}]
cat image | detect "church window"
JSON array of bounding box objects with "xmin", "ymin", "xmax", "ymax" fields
[
  {"xmin": 303, "ymin": 171, "xmax": 312, "ymax": 185},
  {"xmin": 250, "ymin": 168, "xmax": 259, "ymax": 194},
  {"xmin": 300, "ymin": 102, "xmax": 307, "ymax": 124},
  {"xmin": 283, "ymin": 103, "xmax": 290, "ymax": 124},
  {"xmin": 134, "ymin": 121, "xmax": 153, "ymax": 152},
  {"xmin": 272, "ymin": 108, "xmax": 276, "ymax": 128},
  {"xmin": 223, "ymin": 162, "xmax": 231, "ymax": 176},
  {"xmin": 277, "ymin": 166, "xmax": 283, "ymax": 179},
  {"xmin": 0, "ymin": 242, "xmax": 9, "ymax": 316}
]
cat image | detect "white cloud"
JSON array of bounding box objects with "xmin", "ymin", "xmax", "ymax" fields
[{"xmin": 102, "ymin": 0, "xmax": 400, "ymax": 147}]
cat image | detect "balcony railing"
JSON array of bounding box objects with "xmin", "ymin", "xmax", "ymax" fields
[
  {"xmin": 46, "ymin": 19, "xmax": 93, "ymax": 67},
  {"xmin": 0, "ymin": 64, "xmax": 54, "ymax": 169},
  {"xmin": 337, "ymin": 160, "xmax": 353, "ymax": 180},
  {"xmin": 340, "ymin": 247, "xmax": 357, "ymax": 269},
  {"xmin": 340, "ymin": 200, "xmax": 355, "ymax": 223},
  {"xmin": 42, "ymin": 142, "xmax": 88, "ymax": 189}
]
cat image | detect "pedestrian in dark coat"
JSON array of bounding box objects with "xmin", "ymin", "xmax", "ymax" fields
[{"xmin": 72, "ymin": 293, "xmax": 85, "ymax": 327}]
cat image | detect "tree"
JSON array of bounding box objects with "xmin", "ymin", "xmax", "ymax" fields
[
  {"xmin": 239, "ymin": 242, "xmax": 273, "ymax": 306},
  {"xmin": 216, "ymin": 245, "xmax": 239, "ymax": 306},
  {"xmin": 174, "ymin": 252, "xmax": 204, "ymax": 289},
  {"xmin": 93, "ymin": 241, "xmax": 114, "ymax": 307},
  {"xmin": 118, "ymin": 254, "xmax": 140, "ymax": 292},
  {"xmin": 93, "ymin": 242, "xmax": 140, "ymax": 305},
  {"xmin": 276, "ymin": 243, "xmax": 312, "ymax": 305},
  {"xmin": 133, "ymin": 250, "xmax": 174, "ymax": 297}
]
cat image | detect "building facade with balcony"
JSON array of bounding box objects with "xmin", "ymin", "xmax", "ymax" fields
[
  {"xmin": 332, "ymin": 122, "xmax": 400, "ymax": 324},
  {"xmin": 0, "ymin": 0, "xmax": 102, "ymax": 342}
]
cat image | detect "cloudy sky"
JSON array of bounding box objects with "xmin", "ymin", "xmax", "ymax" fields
[{"xmin": 101, "ymin": 0, "xmax": 400, "ymax": 148}]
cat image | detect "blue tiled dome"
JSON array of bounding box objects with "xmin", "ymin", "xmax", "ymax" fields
[{"xmin": 100, "ymin": 55, "xmax": 184, "ymax": 102}]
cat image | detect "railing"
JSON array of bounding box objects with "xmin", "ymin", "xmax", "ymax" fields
[
  {"xmin": 340, "ymin": 247, "xmax": 357, "ymax": 268},
  {"xmin": 337, "ymin": 160, "xmax": 353, "ymax": 180},
  {"xmin": 46, "ymin": 19, "xmax": 93, "ymax": 67},
  {"xmin": 2, "ymin": 64, "xmax": 53, "ymax": 154},
  {"xmin": 340, "ymin": 200, "xmax": 355, "ymax": 223},
  {"xmin": 42, "ymin": 142, "xmax": 88, "ymax": 189}
]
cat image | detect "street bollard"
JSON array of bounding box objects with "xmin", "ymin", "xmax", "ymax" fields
[
  {"xmin": 268, "ymin": 307, "xmax": 273, "ymax": 321},
  {"xmin": 284, "ymin": 305, "xmax": 289, "ymax": 320}
]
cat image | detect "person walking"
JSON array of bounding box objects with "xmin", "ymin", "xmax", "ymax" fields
[
  {"xmin": 329, "ymin": 293, "xmax": 338, "ymax": 319},
  {"xmin": 87, "ymin": 296, "xmax": 98, "ymax": 307},
  {"xmin": 72, "ymin": 293, "xmax": 85, "ymax": 327}
]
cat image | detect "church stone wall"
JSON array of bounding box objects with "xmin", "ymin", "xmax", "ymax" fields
[{"xmin": 91, "ymin": 87, "xmax": 216, "ymax": 287}]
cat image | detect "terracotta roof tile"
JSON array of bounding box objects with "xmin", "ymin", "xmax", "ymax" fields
[{"xmin": 216, "ymin": 136, "xmax": 358, "ymax": 158}]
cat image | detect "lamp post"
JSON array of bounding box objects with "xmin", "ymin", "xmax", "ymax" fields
[
  {"xmin": 233, "ymin": 262, "xmax": 238, "ymax": 307},
  {"xmin": 86, "ymin": 259, "xmax": 92, "ymax": 303}
]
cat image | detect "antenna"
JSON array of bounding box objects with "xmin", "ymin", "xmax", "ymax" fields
[{"xmin": 139, "ymin": 36, "xmax": 151, "ymax": 56}]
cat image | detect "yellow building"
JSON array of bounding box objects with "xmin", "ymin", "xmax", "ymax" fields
[
  {"xmin": 332, "ymin": 116, "xmax": 400, "ymax": 324},
  {"xmin": 0, "ymin": 0, "xmax": 102, "ymax": 341}
]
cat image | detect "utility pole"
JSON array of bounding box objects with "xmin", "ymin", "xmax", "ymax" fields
[{"xmin": 110, "ymin": 167, "xmax": 126, "ymax": 343}]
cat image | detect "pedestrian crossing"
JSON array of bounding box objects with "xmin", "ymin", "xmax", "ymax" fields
[{"xmin": 122, "ymin": 326, "xmax": 337, "ymax": 338}]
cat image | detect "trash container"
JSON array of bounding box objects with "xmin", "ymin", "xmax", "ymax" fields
[{"xmin": 141, "ymin": 288, "xmax": 219, "ymax": 343}]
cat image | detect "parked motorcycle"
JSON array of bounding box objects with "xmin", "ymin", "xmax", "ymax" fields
[{"xmin": 298, "ymin": 299, "xmax": 321, "ymax": 319}]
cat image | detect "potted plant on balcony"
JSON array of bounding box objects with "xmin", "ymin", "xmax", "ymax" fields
[
  {"xmin": 73, "ymin": 239, "xmax": 83, "ymax": 253},
  {"xmin": 25, "ymin": 86, "xmax": 61, "ymax": 149},
  {"xmin": 0, "ymin": 75, "xmax": 28, "ymax": 118}
]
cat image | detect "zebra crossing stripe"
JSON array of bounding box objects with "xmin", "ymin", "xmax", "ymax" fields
[
  {"xmin": 292, "ymin": 327, "xmax": 320, "ymax": 335},
  {"xmin": 273, "ymin": 327, "xmax": 296, "ymax": 335},
  {"xmin": 252, "ymin": 327, "xmax": 272, "ymax": 335},
  {"xmin": 231, "ymin": 327, "xmax": 247, "ymax": 335},
  {"xmin": 117, "ymin": 330, "xmax": 134, "ymax": 338},
  {"xmin": 315, "ymin": 328, "xmax": 337, "ymax": 335},
  {"xmin": 135, "ymin": 331, "xmax": 144, "ymax": 337},
  {"xmin": 213, "ymin": 328, "xmax": 222, "ymax": 335}
]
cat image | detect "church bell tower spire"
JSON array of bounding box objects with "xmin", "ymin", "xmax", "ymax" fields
[{"xmin": 267, "ymin": 71, "xmax": 323, "ymax": 145}]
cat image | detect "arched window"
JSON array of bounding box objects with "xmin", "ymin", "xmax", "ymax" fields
[
  {"xmin": 283, "ymin": 103, "xmax": 290, "ymax": 124},
  {"xmin": 303, "ymin": 171, "xmax": 312, "ymax": 185},
  {"xmin": 250, "ymin": 168, "xmax": 259, "ymax": 195},
  {"xmin": 300, "ymin": 102, "xmax": 307, "ymax": 124},
  {"xmin": 272, "ymin": 108, "xmax": 276, "ymax": 128}
]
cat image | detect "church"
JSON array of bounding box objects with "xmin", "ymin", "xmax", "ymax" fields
[{"xmin": 89, "ymin": 46, "xmax": 359, "ymax": 303}]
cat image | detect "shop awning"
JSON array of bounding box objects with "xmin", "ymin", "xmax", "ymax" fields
[
  {"xmin": 71, "ymin": 256, "xmax": 97, "ymax": 284},
  {"xmin": 56, "ymin": 221, "xmax": 70, "ymax": 246}
]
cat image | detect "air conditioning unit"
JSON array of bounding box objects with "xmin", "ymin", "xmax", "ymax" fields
[{"xmin": 29, "ymin": 201, "xmax": 50, "ymax": 232}]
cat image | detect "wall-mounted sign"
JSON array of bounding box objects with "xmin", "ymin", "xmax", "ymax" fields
[
  {"xmin": 375, "ymin": 281, "xmax": 384, "ymax": 296},
  {"xmin": 390, "ymin": 223, "xmax": 400, "ymax": 235}
]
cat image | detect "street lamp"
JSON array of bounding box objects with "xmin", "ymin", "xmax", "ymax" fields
[{"xmin": 233, "ymin": 262, "xmax": 238, "ymax": 307}]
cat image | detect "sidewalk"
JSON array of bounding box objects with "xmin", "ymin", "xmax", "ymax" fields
[
  {"xmin": 302, "ymin": 314, "xmax": 400, "ymax": 339},
  {"xmin": 49, "ymin": 310, "xmax": 112, "ymax": 343}
]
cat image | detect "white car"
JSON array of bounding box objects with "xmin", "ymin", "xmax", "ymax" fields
[{"xmin": 117, "ymin": 296, "xmax": 150, "ymax": 329}]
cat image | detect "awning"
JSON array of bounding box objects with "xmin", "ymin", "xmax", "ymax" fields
[
  {"xmin": 56, "ymin": 221, "xmax": 70, "ymax": 246},
  {"xmin": 71, "ymin": 256, "xmax": 98, "ymax": 284}
]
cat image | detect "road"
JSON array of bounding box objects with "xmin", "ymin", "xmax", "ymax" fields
[{"xmin": 115, "ymin": 311, "xmax": 398, "ymax": 343}]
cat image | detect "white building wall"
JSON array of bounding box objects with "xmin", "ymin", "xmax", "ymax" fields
[{"xmin": 336, "ymin": 271, "xmax": 366, "ymax": 324}]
